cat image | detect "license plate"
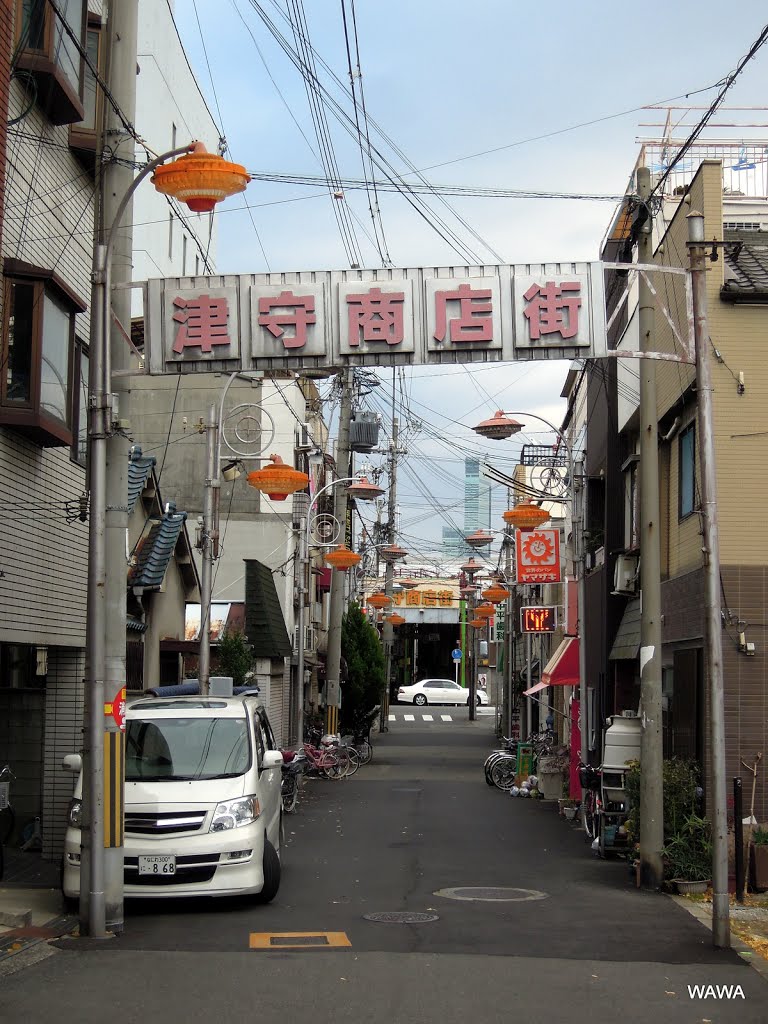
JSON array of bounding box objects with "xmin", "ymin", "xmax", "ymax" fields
[{"xmin": 138, "ymin": 855, "xmax": 176, "ymax": 876}]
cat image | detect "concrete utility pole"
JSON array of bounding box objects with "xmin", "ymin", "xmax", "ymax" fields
[
  {"xmin": 688, "ymin": 211, "xmax": 729, "ymax": 948},
  {"xmin": 198, "ymin": 403, "xmax": 220, "ymax": 696},
  {"xmin": 324, "ymin": 368, "xmax": 354, "ymax": 735},
  {"xmin": 81, "ymin": 0, "xmax": 139, "ymax": 937},
  {"xmin": 574, "ymin": 454, "xmax": 588, "ymax": 775},
  {"xmin": 636, "ymin": 166, "xmax": 664, "ymax": 890},
  {"xmin": 379, "ymin": 417, "xmax": 399, "ymax": 732},
  {"xmin": 503, "ymin": 529, "xmax": 513, "ymax": 738}
]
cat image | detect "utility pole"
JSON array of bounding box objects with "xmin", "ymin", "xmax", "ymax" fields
[
  {"xmin": 503, "ymin": 529, "xmax": 513, "ymax": 738},
  {"xmin": 324, "ymin": 368, "xmax": 354, "ymax": 735},
  {"xmin": 379, "ymin": 417, "xmax": 399, "ymax": 732},
  {"xmin": 688, "ymin": 211, "xmax": 729, "ymax": 948},
  {"xmin": 198, "ymin": 404, "xmax": 220, "ymax": 696},
  {"xmin": 637, "ymin": 165, "xmax": 664, "ymax": 890},
  {"xmin": 81, "ymin": 0, "xmax": 138, "ymax": 937},
  {"xmin": 574, "ymin": 454, "xmax": 588, "ymax": 776}
]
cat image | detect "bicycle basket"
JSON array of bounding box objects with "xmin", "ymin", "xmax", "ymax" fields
[
  {"xmin": 578, "ymin": 765, "xmax": 600, "ymax": 790},
  {"xmin": 0, "ymin": 782, "xmax": 9, "ymax": 811}
]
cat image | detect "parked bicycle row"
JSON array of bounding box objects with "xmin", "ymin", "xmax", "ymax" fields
[
  {"xmin": 483, "ymin": 729, "xmax": 561, "ymax": 792},
  {"xmin": 279, "ymin": 727, "xmax": 374, "ymax": 815}
]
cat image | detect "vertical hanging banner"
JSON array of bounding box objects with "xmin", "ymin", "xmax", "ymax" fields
[
  {"xmin": 515, "ymin": 529, "xmax": 562, "ymax": 584},
  {"xmin": 144, "ymin": 263, "xmax": 608, "ymax": 374}
]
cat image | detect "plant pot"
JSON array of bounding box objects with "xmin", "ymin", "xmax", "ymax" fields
[
  {"xmin": 563, "ymin": 806, "xmax": 578, "ymax": 821},
  {"xmin": 750, "ymin": 843, "xmax": 768, "ymax": 893},
  {"xmin": 673, "ymin": 879, "xmax": 710, "ymax": 895}
]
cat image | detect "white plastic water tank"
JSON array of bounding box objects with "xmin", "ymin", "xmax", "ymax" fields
[{"xmin": 602, "ymin": 714, "xmax": 641, "ymax": 769}]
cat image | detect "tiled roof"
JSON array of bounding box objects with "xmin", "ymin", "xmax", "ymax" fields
[
  {"xmin": 721, "ymin": 243, "xmax": 768, "ymax": 299},
  {"xmin": 128, "ymin": 451, "xmax": 156, "ymax": 513},
  {"xmin": 609, "ymin": 597, "xmax": 641, "ymax": 661},
  {"xmin": 244, "ymin": 560, "xmax": 292, "ymax": 659},
  {"xmin": 130, "ymin": 508, "xmax": 187, "ymax": 590}
]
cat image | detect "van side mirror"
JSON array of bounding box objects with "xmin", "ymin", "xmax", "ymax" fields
[
  {"xmin": 62, "ymin": 753, "xmax": 82, "ymax": 774},
  {"xmin": 261, "ymin": 750, "xmax": 283, "ymax": 770}
]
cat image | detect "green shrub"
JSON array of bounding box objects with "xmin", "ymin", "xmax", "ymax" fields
[
  {"xmin": 752, "ymin": 826, "xmax": 768, "ymax": 846},
  {"xmin": 662, "ymin": 812, "xmax": 712, "ymax": 881},
  {"xmin": 625, "ymin": 756, "xmax": 700, "ymax": 842},
  {"xmin": 340, "ymin": 603, "xmax": 385, "ymax": 731}
]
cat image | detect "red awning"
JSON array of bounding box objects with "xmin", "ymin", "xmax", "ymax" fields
[{"xmin": 523, "ymin": 636, "xmax": 579, "ymax": 695}]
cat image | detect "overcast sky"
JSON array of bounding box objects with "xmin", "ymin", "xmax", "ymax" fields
[{"xmin": 172, "ymin": 0, "xmax": 768, "ymax": 562}]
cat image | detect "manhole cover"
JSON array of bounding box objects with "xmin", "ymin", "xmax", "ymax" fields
[
  {"xmin": 434, "ymin": 886, "xmax": 547, "ymax": 902},
  {"xmin": 363, "ymin": 911, "xmax": 439, "ymax": 923}
]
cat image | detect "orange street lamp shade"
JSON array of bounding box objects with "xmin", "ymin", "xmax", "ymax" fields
[
  {"xmin": 346, "ymin": 476, "xmax": 385, "ymax": 501},
  {"xmin": 247, "ymin": 455, "xmax": 309, "ymax": 501},
  {"xmin": 473, "ymin": 410, "xmax": 524, "ymax": 440},
  {"xmin": 469, "ymin": 617, "xmax": 487, "ymax": 628},
  {"xmin": 460, "ymin": 556, "xmax": 483, "ymax": 576},
  {"xmin": 397, "ymin": 578, "xmax": 420, "ymax": 590},
  {"xmin": 367, "ymin": 592, "xmax": 392, "ymax": 609},
  {"xmin": 385, "ymin": 613, "xmax": 405, "ymax": 626},
  {"xmin": 502, "ymin": 502, "xmax": 549, "ymax": 528},
  {"xmin": 482, "ymin": 584, "xmax": 511, "ymax": 603},
  {"xmin": 152, "ymin": 142, "xmax": 250, "ymax": 213},
  {"xmin": 324, "ymin": 545, "xmax": 361, "ymax": 571},
  {"xmin": 460, "ymin": 585, "xmax": 478, "ymax": 598},
  {"xmin": 475, "ymin": 602, "xmax": 496, "ymax": 619},
  {"xmin": 465, "ymin": 529, "xmax": 494, "ymax": 548},
  {"xmin": 379, "ymin": 544, "xmax": 408, "ymax": 562}
]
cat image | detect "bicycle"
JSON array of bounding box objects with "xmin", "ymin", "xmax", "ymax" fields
[
  {"xmin": 302, "ymin": 741, "xmax": 347, "ymax": 780},
  {"xmin": 280, "ymin": 750, "xmax": 304, "ymax": 813},
  {"xmin": 0, "ymin": 765, "xmax": 16, "ymax": 881},
  {"xmin": 578, "ymin": 762, "xmax": 602, "ymax": 841},
  {"xmin": 321, "ymin": 734, "xmax": 361, "ymax": 777},
  {"xmin": 484, "ymin": 737, "xmax": 518, "ymax": 790}
]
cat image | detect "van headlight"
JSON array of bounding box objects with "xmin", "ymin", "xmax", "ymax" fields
[
  {"xmin": 67, "ymin": 798, "xmax": 82, "ymax": 828},
  {"xmin": 210, "ymin": 796, "xmax": 260, "ymax": 832}
]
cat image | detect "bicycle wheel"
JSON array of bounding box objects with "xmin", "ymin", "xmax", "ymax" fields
[
  {"xmin": 323, "ymin": 754, "xmax": 348, "ymax": 780},
  {"xmin": 583, "ymin": 791, "xmax": 598, "ymax": 840},
  {"xmin": 356, "ymin": 738, "xmax": 373, "ymax": 765},
  {"xmin": 281, "ymin": 773, "xmax": 299, "ymax": 813},
  {"xmin": 490, "ymin": 757, "xmax": 518, "ymax": 790},
  {"xmin": 342, "ymin": 747, "xmax": 361, "ymax": 776}
]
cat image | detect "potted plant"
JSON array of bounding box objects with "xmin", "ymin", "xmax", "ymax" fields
[
  {"xmin": 562, "ymin": 799, "xmax": 579, "ymax": 821},
  {"xmin": 663, "ymin": 812, "xmax": 712, "ymax": 894},
  {"xmin": 750, "ymin": 826, "xmax": 768, "ymax": 893}
]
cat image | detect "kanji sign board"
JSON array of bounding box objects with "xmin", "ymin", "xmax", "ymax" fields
[
  {"xmin": 515, "ymin": 529, "xmax": 562, "ymax": 585},
  {"xmin": 144, "ymin": 263, "xmax": 607, "ymax": 374}
]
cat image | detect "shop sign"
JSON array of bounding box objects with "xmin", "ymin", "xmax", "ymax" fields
[{"xmin": 515, "ymin": 529, "xmax": 562, "ymax": 584}]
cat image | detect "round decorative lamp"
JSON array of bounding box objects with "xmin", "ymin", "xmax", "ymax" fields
[
  {"xmin": 502, "ymin": 502, "xmax": 550, "ymax": 529},
  {"xmin": 367, "ymin": 592, "xmax": 392, "ymax": 610},
  {"xmin": 385, "ymin": 613, "xmax": 405, "ymax": 626},
  {"xmin": 482, "ymin": 584, "xmax": 511, "ymax": 603},
  {"xmin": 152, "ymin": 142, "xmax": 250, "ymax": 213},
  {"xmin": 469, "ymin": 617, "xmax": 487, "ymax": 628},
  {"xmin": 460, "ymin": 585, "xmax": 478, "ymax": 598},
  {"xmin": 247, "ymin": 455, "xmax": 309, "ymax": 501},
  {"xmin": 397, "ymin": 578, "xmax": 420, "ymax": 590},
  {"xmin": 324, "ymin": 545, "xmax": 361, "ymax": 571},
  {"xmin": 346, "ymin": 476, "xmax": 385, "ymax": 501},
  {"xmin": 379, "ymin": 544, "xmax": 408, "ymax": 562},
  {"xmin": 472, "ymin": 410, "xmax": 524, "ymax": 440},
  {"xmin": 475, "ymin": 602, "xmax": 496, "ymax": 619},
  {"xmin": 460, "ymin": 556, "xmax": 483, "ymax": 576},
  {"xmin": 465, "ymin": 529, "xmax": 494, "ymax": 548}
]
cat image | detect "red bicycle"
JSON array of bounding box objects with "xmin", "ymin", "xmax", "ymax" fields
[{"xmin": 302, "ymin": 742, "xmax": 347, "ymax": 780}]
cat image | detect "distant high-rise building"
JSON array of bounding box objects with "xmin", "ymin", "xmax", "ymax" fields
[{"xmin": 442, "ymin": 459, "xmax": 492, "ymax": 556}]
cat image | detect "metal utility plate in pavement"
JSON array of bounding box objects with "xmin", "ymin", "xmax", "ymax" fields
[
  {"xmin": 434, "ymin": 886, "xmax": 548, "ymax": 902},
  {"xmin": 249, "ymin": 932, "xmax": 351, "ymax": 949},
  {"xmin": 363, "ymin": 912, "xmax": 440, "ymax": 923}
]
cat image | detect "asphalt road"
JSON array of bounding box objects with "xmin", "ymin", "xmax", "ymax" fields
[{"xmin": 2, "ymin": 713, "xmax": 767, "ymax": 1024}]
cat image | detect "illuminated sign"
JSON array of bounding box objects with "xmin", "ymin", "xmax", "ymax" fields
[{"xmin": 520, "ymin": 606, "xmax": 557, "ymax": 633}]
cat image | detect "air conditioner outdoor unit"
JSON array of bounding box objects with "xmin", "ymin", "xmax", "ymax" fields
[
  {"xmin": 295, "ymin": 422, "xmax": 312, "ymax": 450},
  {"xmin": 612, "ymin": 553, "xmax": 639, "ymax": 596}
]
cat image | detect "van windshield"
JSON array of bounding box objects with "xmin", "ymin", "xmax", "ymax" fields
[{"xmin": 125, "ymin": 718, "xmax": 250, "ymax": 781}]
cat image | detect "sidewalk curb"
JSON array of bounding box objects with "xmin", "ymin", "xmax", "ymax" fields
[
  {"xmin": 0, "ymin": 913, "xmax": 78, "ymax": 966},
  {"xmin": 669, "ymin": 893, "xmax": 768, "ymax": 982}
]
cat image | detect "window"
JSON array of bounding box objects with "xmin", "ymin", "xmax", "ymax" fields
[
  {"xmin": 69, "ymin": 15, "xmax": 103, "ymax": 157},
  {"xmin": 15, "ymin": 0, "xmax": 86, "ymax": 125},
  {"xmin": 623, "ymin": 455, "xmax": 639, "ymax": 550},
  {"xmin": 1, "ymin": 260, "xmax": 87, "ymax": 447},
  {"xmin": 679, "ymin": 423, "xmax": 696, "ymax": 519},
  {"xmin": 72, "ymin": 337, "xmax": 88, "ymax": 464}
]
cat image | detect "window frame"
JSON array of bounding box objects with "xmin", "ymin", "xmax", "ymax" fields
[
  {"xmin": 678, "ymin": 422, "xmax": 696, "ymax": 520},
  {"xmin": 1, "ymin": 259, "xmax": 87, "ymax": 448},
  {"xmin": 14, "ymin": 0, "xmax": 87, "ymax": 126},
  {"xmin": 69, "ymin": 13, "xmax": 103, "ymax": 156}
]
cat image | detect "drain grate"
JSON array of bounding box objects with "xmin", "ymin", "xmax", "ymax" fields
[
  {"xmin": 434, "ymin": 886, "xmax": 547, "ymax": 902},
  {"xmin": 363, "ymin": 911, "xmax": 439, "ymax": 923}
]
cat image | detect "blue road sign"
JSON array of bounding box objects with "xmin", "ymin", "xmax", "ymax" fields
[{"xmin": 451, "ymin": 648, "xmax": 462, "ymax": 662}]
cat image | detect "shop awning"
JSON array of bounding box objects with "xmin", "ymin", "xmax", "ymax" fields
[
  {"xmin": 523, "ymin": 636, "xmax": 579, "ymax": 695},
  {"xmin": 608, "ymin": 597, "xmax": 641, "ymax": 661}
]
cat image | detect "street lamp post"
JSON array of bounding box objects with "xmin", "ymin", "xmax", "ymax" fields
[
  {"xmin": 473, "ymin": 411, "xmax": 580, "ymax": 759},
  {"xmin": 84, "ymin": 143, "xmax": 249, "ymax": 938},
  {"xmin": 296, "ymin": 475, "xmax": 383, "ymax": 740}
]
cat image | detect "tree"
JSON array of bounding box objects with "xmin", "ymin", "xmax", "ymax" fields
[
  {"xmin": 214, "ymin": 629, "xmax": 254, "ymax": 688},
  {"xmin": 340, "ymin": 603, "xmax": 385, "ymax": 732}
]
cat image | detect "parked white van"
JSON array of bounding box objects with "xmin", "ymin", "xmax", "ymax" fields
[{"xmin": 61, "ymin": 695, "xmax": 283, "ymax": 904}]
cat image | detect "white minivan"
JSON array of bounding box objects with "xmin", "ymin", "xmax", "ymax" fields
[{"xmin": 62, "ymin": 695, "xmax": 283, "ymax": 904}]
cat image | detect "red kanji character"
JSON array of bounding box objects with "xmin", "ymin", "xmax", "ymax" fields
[
  {"xmin": 434, "ymin": 283, "xmax": 493, "ymax": 343},
  {"xmin": 523, "ymin": 281, "xmax": 581, "ymax": 341},
  {"xmin": 257, "ymin": 290, "xmax": 316, "ymax": 350},
  {"xmin": 346, "ymin": 287, "xmax": 405, "ymax": 346},
  {"xmin": 172, "ymin": 295, "xmax": 231, "ymax": 354}
]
